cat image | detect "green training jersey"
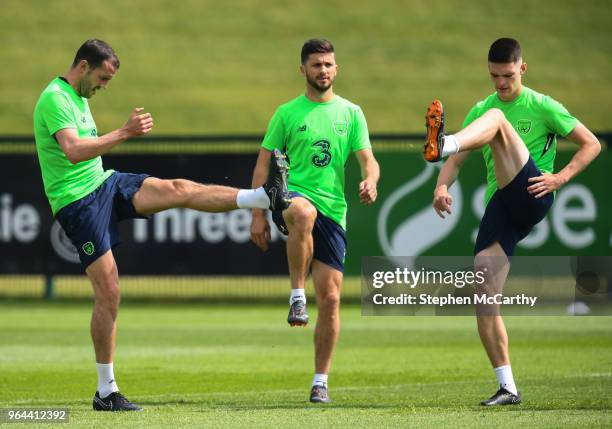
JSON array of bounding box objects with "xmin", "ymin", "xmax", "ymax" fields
[
  {"xmin": 262, "ymin": 94, "xmax": 371, "ymax": 230},
  {"xmin": 34, "ymin": 77, "xmax": 114, "ymax": 215},
  {"xmin": 463, "ymin": 86, "xmax": 577, "ymax": 206}
]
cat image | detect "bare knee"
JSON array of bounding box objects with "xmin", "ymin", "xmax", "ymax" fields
[
  {"xmin": 94, "ymin": 284, "xmax": 120, "ymax": 319},
  {"xmin": 484, "ymin": 108, "xmax": 516, "ymax": 144},
  {"xmin": 484, "ymin": 108, "xmax": 506, "ymax": 125},
  {"xmin": 318, "ymin": 291, "xmax": 340, "ymax": 315},
  {"xmin": 285, "ymin": 201, "xmax": 317, "ymax": 233}
]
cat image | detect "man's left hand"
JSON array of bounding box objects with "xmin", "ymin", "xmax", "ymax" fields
[{"xmin": 527, "ymin": 173, "xmax": 566, "ymax": 198}]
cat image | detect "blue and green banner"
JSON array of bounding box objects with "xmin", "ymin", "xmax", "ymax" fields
[
  {"xmin": 0, "ymin": 143, "xmax": 608, "ymax": 276},
  {"xmin": 344, "ymin": 147, "xmax": 610, "ymax": 275}
]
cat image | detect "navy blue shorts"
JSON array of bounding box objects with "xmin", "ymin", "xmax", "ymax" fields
[
  {"xmin": 474, "ymin": 157, "xmax": 554, "ymax": 257},
  {"xmin": 56, "ymin": 172, "xmax": 149, "ymax": 269},
  {"xmin": 272, "ymin": 192, "xmax": 347, "ymax": 272}
]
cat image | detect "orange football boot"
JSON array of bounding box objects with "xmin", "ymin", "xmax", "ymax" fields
[{"xmin": 424, "ymin": 99, "xmax": 445, "ymax": 162}]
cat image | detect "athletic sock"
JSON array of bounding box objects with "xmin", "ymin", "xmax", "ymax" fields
[
  {"xmin": 96, "ymin": 362, "xmax": 119, "ymax": 398},
  {"xmin": 289, "ymin": 288, "xmax": 306, "ymax": 305},
  {"xmin": 494, "ymin": 365, "xmax": 518, "ymax": 395},
  {"xmin": 441, "ymin": 135, "xmax": 460, "ymax": 157},
  {"xmin": 312, "ymin": 373, "xmax": 328, "ymax": 387},
  {"xmin": 236, "ymin": 187, "xmax": 270, "ymax": 209}
]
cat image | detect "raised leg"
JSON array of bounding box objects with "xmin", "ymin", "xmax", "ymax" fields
[{"xmin": 454, "ymin": 108, "xmax": 530, "ymax": 188}]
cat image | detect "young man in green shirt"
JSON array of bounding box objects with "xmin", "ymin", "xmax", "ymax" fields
[
  {"xmin": 424, "ymin": 38, "xmax": 601, "ymax": 405},
  {"xmin": 250, "ymin": 39, "xmax": 380, "ymax": 403},
  {"xmin": 33, "ymin": 39, "xmax": 290, "ymax": 411}
]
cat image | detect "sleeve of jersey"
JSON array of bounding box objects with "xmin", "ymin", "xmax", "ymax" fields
[
  {"xmin": 41, "ymin": 92, "xmax": 77, "ymax": 136},
  {"xmin": 350, "ymin": 107, "xmax": 372, "ymax": 152},
  {"xmin": 261, "ymin": 108, "xmax": 286, "ymax": 151},
  {"xmin": 542, "ymin": 96, "xmax": 578, "ymax": 137}
]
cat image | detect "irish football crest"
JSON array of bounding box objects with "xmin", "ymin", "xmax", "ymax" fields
[
  {"xmin": 82, "ymin": 241, "xmax": 95, "ymax": 256},
  {"xmin": 517, "ymin": 119, "xmax": 532, "ymax": 135},
  {"xmin": 333, "ymin": 120, "xmax": 348, "ymax": 136}
]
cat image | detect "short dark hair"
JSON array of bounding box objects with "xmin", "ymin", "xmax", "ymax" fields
[
  {"xmin": 488, "ymin": 38, "xmax": 522, "ymax": 63},
  {"xmin": 72, "ymin": 39, "xmax": 120, "ymax": 70},
  {"xmin": 301, "ymin": 39, "xmax": 335, "ymax": 64}
]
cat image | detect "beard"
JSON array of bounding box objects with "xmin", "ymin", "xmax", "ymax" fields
[
  {"xmin": 306, "ymin": 74, "xmax": 334, "ymax": 92},
  {"xmin": 78, "ymin": 80, "xmax": 94, "ymax": 99}
]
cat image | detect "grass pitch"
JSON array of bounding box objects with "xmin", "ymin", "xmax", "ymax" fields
[{"xmin": 0, "ymin": 301, "xmax": 610, "ymax": 428}]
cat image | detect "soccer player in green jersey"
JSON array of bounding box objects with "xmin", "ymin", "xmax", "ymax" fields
[
  {"xmin": 249, "ymin": 39, "xmax": 380, "ymax": 403},
  {"xmin": 424, "ymin": 38, "xmax": 601, "ymax": 405},
  {"xmin": 33, "ymin": 39, "xmax": 290, "ymax": 411}
]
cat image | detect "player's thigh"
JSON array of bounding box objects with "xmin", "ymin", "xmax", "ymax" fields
[
  {"xmin": 491, "ymin": 118, "xmax": 530, "ymax": 187},
  {"xmin": 132, "ymin": 177, "xmax": 191, "ymax": 215},
  {"xmin": 311, "ymin": 259, "xmax": 343, "ymax": 304}
]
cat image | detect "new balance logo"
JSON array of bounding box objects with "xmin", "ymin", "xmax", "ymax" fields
[{"xmin": 297, "ymin": 125, "xmax": 307, "ymax": 132}]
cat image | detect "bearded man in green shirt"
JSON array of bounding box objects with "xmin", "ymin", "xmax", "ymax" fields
[
  {"xmin": 34, "ymin": 39, "xmax": 290, "ymax": 411},
  {"xmin": 250, "ymin": 39, "xmax": 380, "ymax": 403},
  {"xmin": 424, "ymin": 38, "xmax": 601, "ymax": 406}
]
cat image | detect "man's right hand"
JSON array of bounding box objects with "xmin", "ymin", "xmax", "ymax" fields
[
  {"xmin": 433, "ymin": 185, "xmax": 453, "ymax": 219},
  {"xmin": 250, "ymin": 210, "xmax": 271, "ymax": 251},
  {"xmin": 124, "ymin": 107, "xmax": 154, "ymax": 137}
]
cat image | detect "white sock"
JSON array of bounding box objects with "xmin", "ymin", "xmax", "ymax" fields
[
  {"xmin": 289, "ymin": 288, "xmax": 306, "ymax": 305},
  {"xmin": 96, "ymin": 362, "xmax": 119, "ymax": 398},
  {"xmin": 442, "ymin": 135, "xmax": 460, "ymax": 157},
  {"xmin": 494, "ymin": 365, "xmax": 518, "ymax": 395},
  {"xmin": 312, "ymin": 373, "xmax": 328, "ymax": 387},
  {"xmin": 236, "ymin": 187, "xmax": 270, "ymax": 209}
]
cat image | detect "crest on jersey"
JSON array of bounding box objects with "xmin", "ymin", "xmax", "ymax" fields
[
  {"xmin": 82, "ymin": 241, "xmax": 95, "ymax": 256},
  {"xmin": 333, "ymin": 120, "xmax": 348, "ymax": 136},
  {"xmin": 517, "ymin": 119, "xmax": 532, "ymax": 135}
]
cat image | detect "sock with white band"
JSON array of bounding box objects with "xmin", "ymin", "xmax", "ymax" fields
[
  {"xmin": 236, "ymin": 187, "xmax": 270, "ymax": 209},
  {"xmin": 494, "ymin": 365, "xmax": 518, "ymax": 395},
  {"xmin": 442, "ymin": 135, "xmax": 460, "ymax": 157},
  {"xmin": 96, "ymin": 362, "xmax": 119, "ymax": 398},
  {"xmin": 312, "ymin": 373, "xmax": 328, "ymax": 387},
  {"xmin": 289, "ymin": 288, "xmax": 306, "ymax": 305}
]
